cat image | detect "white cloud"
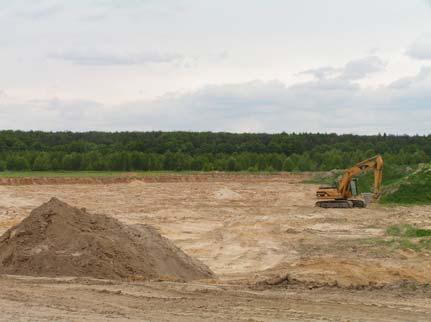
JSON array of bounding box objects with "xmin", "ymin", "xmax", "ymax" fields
[
  {"xmin": 406, "ymin": 34, "xmax": 431, "ymax": 60},
  {"xmin": 298, "ymin": 66, "xmax": 339, "ymax": 80},
  {"xmin": 50, "ymin": 49, "xmax": 182, "ymax": 66},
  {"xmin": 0, "ymin": 1, "xmax": 64, "ymax": 20},
  {"xmin": 299, "ymin": 56, "xmax": 385, "ymax": 81}
]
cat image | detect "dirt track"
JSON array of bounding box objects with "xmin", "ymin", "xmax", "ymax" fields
[{"xmin": 0, "ymin": 173, "xmax": 430, "ymax": 321}]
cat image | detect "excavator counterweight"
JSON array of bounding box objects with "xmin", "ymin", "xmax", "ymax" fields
[{"xmin": 315, "ymin": 155, "xmax": 383, "ymax": 208}]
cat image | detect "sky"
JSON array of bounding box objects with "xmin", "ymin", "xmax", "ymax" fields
[{"xmin": 0, "ymin": 0, "xmax": 431, "ymax": 134}]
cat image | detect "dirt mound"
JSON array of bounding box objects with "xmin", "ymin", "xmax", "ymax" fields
[
  {"xmin": 262, "ymin": 257, "xmax": 431, "ymax": 288},
  {"xmin": 0, "ymin": 198, "xmax": 214, "ymax": 281},
  {"xmin": 213, "ymin": 188, "xmax": 243, "ymax": 200}
]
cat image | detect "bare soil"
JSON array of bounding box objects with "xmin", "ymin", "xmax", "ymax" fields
[{"xmin": 0, "ymin": 173, "xmax": 430, "ymax": 321}]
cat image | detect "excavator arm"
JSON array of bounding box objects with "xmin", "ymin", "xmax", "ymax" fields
[
  {"xmin": 338, "ymin": 154, "xmax": 384, "ymax": 199},
  {"xmin": 315, "ymin": 154, "xmax": 384, "ymax": 208}
]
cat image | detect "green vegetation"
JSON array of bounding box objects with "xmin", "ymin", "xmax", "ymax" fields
[
  {"xmin": 355, "ymin": 164, "xmax": 411, "ymax": 193},
  {"xmin": 362, "ymin": 224, "xmax": 431, "ymax": 252},
  {"xmin": 0, "ymin": 131, "xmax": 429, "ymax": 172},
  {"xmin": 380, "ymin": 165, "xmax": 431, "ymax": 204},
  {"xmin": 386, "ymin": 224, "xmax": 431, "ymax": 238}
]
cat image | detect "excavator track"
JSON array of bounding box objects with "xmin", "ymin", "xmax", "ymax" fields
[
  {"xmin": 315, "ymin": 199, "xmax": 365, "ymax": 208},
  {"xmin": 351, "ymin": 199, "xmax": 365, "ymax": 208}
]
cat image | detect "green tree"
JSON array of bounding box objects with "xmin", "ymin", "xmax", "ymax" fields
[
  {"xmin": 129, "ymin": 152, "xmax": 144, "ymax": 170},
  {"xmin": 268, "ymin": 154, "xmax": 284, "ymax": 171},
  {"xmin": 283, "ymin": 157, "xmax": 296, "ymax": 171},
  {"xmin": 107, "ymin": 152, "xmax": 129, "ymax": 171},
  {"xmin": 7, "ymin": 156, "xmax": 30, "ymax": 170},
  {"xmin": 62, "ymin": 153, "xmax": 82, "ymax": 170},
  {"xmin": 0, "ymin": 160, "xmax": 6, "ymax": 171},
  {"xmin": 226, "ymin": 157, "xmax": 237, "ymax": 171},
  {"xmin": 190, "ymin": 156, "xmax": 206, "ymax": 171},
  {"xmin": 32, "ymin": 153, "xmax": 51, "ymax": 171}
]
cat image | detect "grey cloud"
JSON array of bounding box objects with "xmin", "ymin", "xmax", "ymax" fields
[
  {"xmin": 22, "ymin": 4, "xmax": 63, "ymax": 20},
  {"xmin": 97, "ymin": 67, "xmax": 431, "ymax": 134},
  {"xmin": 0, "ymin": 98, "xmax": 104, "ymax": 131},
  {"xmin": 298, "ymin": 66, "xmax": 339, "ymax": 80},
  {"xmin": 389, "ymin": 67, "xmax": 431, "ymax": 89},
  {"xmin": 79, "ymin": 12, "xmax": 107, "ymax": 22},
  {"xmin": 50, "ymin": 50, "xmax": 182, "ymax": 66},
  {"xmin": 299, "ymin": 56, "xmax": 385, "ymax": 81},
  {"xmin": 95, "ymin": 0, "xmax": 155, "ymax": 9},
  {"xmin": 339, "ymin": 56, "xmax": 385, "ymax": 80},
  {"xmin": 406, "ymin": 34, "xmax": 431, "ymax": 60},
  {"xmin": 1, "ymin": 1, "xmax": 64, "ymax": 20},
  {"xmin": 1, "ymin": 67, "xmax": 430, "ymax": 134},
  {"xmin": 213, "ymin": 51, "xmax": 229, "ymax": 62},
  {"xmin": 84, "ymin": 0, "xmax": 186, "ymax": 20}
]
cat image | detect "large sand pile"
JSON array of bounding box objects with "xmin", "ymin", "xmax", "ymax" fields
[{"xmin": 0, "ymin": 198, "xmax": 214, "ymax": 281}]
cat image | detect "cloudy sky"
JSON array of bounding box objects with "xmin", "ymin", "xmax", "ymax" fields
[{"xmin": 0, "ymin": 0, "xmax": 431, "ymax": 134}]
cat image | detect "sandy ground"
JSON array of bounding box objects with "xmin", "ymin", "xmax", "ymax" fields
[{"xmin": 0, "ymin": 173, "xmax": 430, "ymax": 321}]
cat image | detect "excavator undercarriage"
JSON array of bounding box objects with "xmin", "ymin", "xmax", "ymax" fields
[{"xmin": 315, "ymin": 199, "xmax": 365, "ymax": 208}]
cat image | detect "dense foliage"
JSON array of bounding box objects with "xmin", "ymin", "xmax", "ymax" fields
[{"xmin": 0, "ymin": 131, "xmax": 429, "ymax": 172}]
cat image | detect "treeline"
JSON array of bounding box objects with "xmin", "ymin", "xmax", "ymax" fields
[{"xmin": 0, "ymin": 131, "xmax": 429, "ymax": 171}]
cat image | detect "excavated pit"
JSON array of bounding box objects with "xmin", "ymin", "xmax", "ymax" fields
[{"xmin": 0, "ymin": 198, "xmax": 214, "ymax": 281}]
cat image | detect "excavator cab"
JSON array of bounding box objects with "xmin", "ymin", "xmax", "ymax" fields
[{"xmin": 350, "ymin": 178, "xmax": 358, "ymax": 196}]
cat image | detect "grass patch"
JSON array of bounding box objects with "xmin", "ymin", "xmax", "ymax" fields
[
  {"xmin": 362, "ymin": 237, "xmax": 430, "ymax": 252},
  {"xmin": 381, "ymin": 183, "xmax": 431, "ymax": 204},
  {"xmin": 386, "ymin": 224, "xmax": 431, "ymax": 238},
  {"xmin": 356, "ymin": 164, "xmax": 410, "ymax": 194},
  {"xmin": 381, "ymin": 164, "xmax": 431, "ymax": 205},
  {"xmin": 362, "ymin": 224, "xmax": 431, "ymax": 253}
]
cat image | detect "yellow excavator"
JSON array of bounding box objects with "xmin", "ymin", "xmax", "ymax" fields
[{"xmin": 315, "ymin": 155, "xmax": 383, "ymax": 208}]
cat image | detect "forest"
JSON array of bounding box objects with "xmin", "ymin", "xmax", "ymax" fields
[{"xmin": 0, "ymin": 131, "xmax": 429, "ymax": 172}]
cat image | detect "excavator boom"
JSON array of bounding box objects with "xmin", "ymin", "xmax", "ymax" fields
[{"xmin": 315, "ymin": 155, "xmax": 383, "ymax": 208}]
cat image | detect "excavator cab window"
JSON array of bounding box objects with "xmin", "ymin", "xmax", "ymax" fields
[{"xmin": 350, "ymin": 178, "xmax": 358, "ymax": 196}]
